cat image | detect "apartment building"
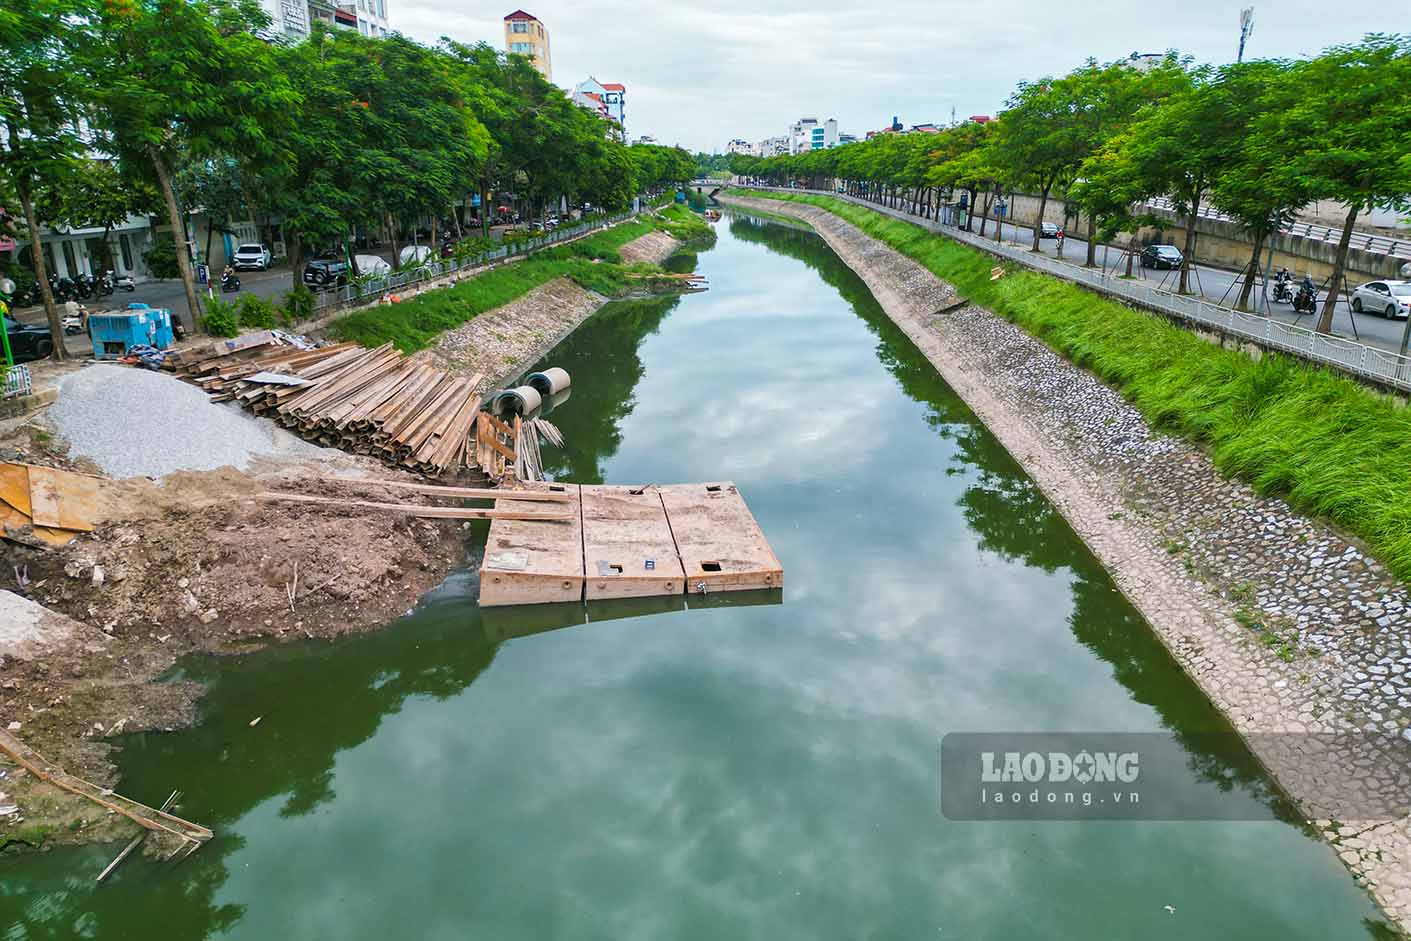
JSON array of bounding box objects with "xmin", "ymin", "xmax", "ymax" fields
[{"xmin": 504, "ymin": 10, "xmax": 552, "ymax": 80}]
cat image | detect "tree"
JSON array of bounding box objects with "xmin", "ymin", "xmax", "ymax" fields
[
  {"xmin": 0, "ymin": 0, "xmax": 96, "ymax": 359},
  {"xmin": 1204, "ymin": 60, "xmax": 1310, "ymax": 310},
  {"xmin": 1269, "ymin": 35, "xmax": 1411, "ymax": 332},
  {"xmin": 85, "ymin": 0, "xmax": 298, "ymax": 330},
  {"xmin": 175, "ymin": 153, "xmax": 251, "ymax": 266},
  {"xmin": 42, "ymin": 157, "xmax": 157, "ymax": 270}
]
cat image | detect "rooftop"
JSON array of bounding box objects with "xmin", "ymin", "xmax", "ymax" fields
[{"xmin": 503, "ymin": 10, "xmax": 539, "ymax": 21}]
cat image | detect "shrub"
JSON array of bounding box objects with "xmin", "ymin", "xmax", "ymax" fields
[
  {"xmin": 202, "ymin": 296, "xmax": 240, "ymax": 336},
  {"xmin": 236, "ymin": 293, "xmax": 276, "ymax": 329},
  {"xmin": 281, "ymin": 283, "xmax": 315, "ymax": 325},
  {"xmin": 142, "ymin": 235, "xmax": 181, "ymax": 280}
]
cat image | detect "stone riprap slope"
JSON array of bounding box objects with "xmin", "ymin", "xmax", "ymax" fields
[{"xmin": 723, "ymin": 194, "xmax": 1411, "ymax": 929}]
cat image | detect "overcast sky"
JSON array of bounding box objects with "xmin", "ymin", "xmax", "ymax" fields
[{"xmin": 391, "ymin": 1, "xmax": 1395, "ymax": 152}]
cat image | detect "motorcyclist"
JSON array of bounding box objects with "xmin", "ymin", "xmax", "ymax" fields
[{"xmin": 220, "ymin": 265, "xmax": 240, "ymax": 292}]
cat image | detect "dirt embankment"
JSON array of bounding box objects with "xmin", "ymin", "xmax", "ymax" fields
[
  {"xmin": 723, "ymin": 194, "xmax": 1411, "ymax": 930},
  {"xmin": 0, "ymin": 225, "xmax": 692, "ymax": 856},
  {"xmin": 0, "ymin": 423, "xmax": 466, "ymax": 852},
  {"xmin": 415, "ymin": 229, "xmax": 683, "ymax": 391}
]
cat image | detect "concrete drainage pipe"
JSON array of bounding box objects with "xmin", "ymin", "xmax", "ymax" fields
[
  {"xmin": 526, "ymin": 367, "xmax": 571, "ymax": 397},
  {"xmin": 491, "ymin": 385, "xmax": 543, "ymax": 417}
]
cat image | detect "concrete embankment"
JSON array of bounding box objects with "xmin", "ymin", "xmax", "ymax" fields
[{"xmin": 722, "ymin": 194, "xmax": 1411, "ymax": 929}]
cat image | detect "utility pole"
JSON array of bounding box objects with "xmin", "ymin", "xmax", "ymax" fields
[{"xmin": 1237, "ymin": 7, "xmax": 1254, "ymax": 63}]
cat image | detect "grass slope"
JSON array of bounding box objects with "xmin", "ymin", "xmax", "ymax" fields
[
  {"xmin": 741, "ymin": 189, "xmax": 1411, "ymax": 581},
  {"xmin": 330, "ymin": 206, "xmax": 713, "ymax": 353}
]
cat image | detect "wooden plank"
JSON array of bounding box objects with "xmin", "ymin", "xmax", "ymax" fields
[
  {"xmin": 25, "ymin": 465, "xmax": 98, "ymax": 532},
  {"xmin": 25, "ymin": 466, "xmax": 62, "ymax": 529},
  {"xmin": 658, "ymin": 482, "xmax": 783, "ymax": 593},
  {"xmin": 480, "ymin": 483, "xmax": 585, "ymax": 607},
  {"xmin": 322, "ymin": 478, "xmax": 571, "ymax": 502},
  {"xmin": 0, "ymin": 728, "xmax": 211, "ymax": 844},
  {"xmin": 0, "ymin": 463, "xmax": 31, "ymax": 516},
  {"xmin": 259, "ymin": 491, "xmax": 573, "ymax": 521},
  {"xmin": 580, "ymin": 485, "xmax": 686, "ymax": 600}
]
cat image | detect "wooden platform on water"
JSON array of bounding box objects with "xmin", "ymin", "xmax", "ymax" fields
[{"xmin": 479, "ymin": 481, "xmax": 782, "ymax": 607}]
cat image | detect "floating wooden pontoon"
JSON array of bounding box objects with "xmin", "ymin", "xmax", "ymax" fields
[{"xmin": 479, "ymin": 481, "xmax": 782, "ymax": 606}]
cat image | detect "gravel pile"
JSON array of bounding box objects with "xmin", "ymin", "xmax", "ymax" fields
[{"xmin": 51, "ymin": 364, "xmax": 324, "ymax": 479}]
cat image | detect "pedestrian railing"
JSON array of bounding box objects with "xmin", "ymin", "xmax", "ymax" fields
[
  {"xmin": 740, "ymin": 186, "xmax": 1411, "ymax": 392},
  {"xmin": 1142, "ymin": 195, "xmax": 1411, "ymax": 261},
  {"xmin": 310, "ymin": 210, "xmax": 640, "ymax": 313}
]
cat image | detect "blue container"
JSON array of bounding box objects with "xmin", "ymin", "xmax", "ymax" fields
[{"xmin": 87, "ymin": 307, "xmax": 175, "ymax": 359}]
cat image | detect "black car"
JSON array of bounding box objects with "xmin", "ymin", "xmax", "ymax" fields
[
  {"xmin": 1140, "ymin": 244, "xmax": 1184, "ymax": 270},
  {"xmin": 302, "ymin": 256, "xmax": 349, "ymax": 289},
  {"xmin": 4, "ymin": 314, "xmax": 55, "ymax": 362}
]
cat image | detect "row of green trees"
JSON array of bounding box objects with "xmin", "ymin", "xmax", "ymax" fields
[
  {"xmin": 1, "ymin": 0, "xmax": 695, "ymax": 356},
  {"xmin": 729, "ymin": 35, "xmax": 1411, "ymax": 332}
]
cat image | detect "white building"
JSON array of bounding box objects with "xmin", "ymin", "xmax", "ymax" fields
[
  {"xmin": 259, "ymin": 0, "xmax": 311, "ymax": 38},
  {"xmin": 726, "ymin": 139, "xmax": 752, "ymax": 155},
  {"xmin": 756, "ymin": 136, "xmax": 789, "ymax": 157},
  {"xmin": 788, "ymin": 117, "xmax": 838, "ymax": 153},
  {"xmin": 348, "ymin": 0, "xmax": 389, "ymax": 37},
  {"xmin": 571, "ymin": 77, "xmax": 627, "ymax": 140}
]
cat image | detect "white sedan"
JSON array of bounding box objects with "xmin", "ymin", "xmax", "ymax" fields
[{"xmin": 1351, "ymin": 280, "xmax": 1411, "ymax": 319}]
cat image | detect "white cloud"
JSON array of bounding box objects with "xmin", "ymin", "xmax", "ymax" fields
[{"xmin": 388, "ymin": 0, "xmax": 1393, "ymax": 151}]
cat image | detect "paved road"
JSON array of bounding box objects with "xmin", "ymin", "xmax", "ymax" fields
[{"xmin": 877, "ymin": 199, "xmax": 1411, "ymax": 356}]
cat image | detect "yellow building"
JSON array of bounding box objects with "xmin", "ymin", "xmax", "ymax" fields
[{"xmin": 504, "ymin": 10, "xmax": 551, "ymax": 81}]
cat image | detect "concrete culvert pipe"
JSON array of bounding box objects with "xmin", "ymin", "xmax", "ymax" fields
[
  {"xmin": 526, "ymin": 367, "xmax": 570, "ymax": 397},
  {"xmin": 539, "ymin": 386, "xmax": 572, "ymax": 417},
  {"xmin": 491, "ymin": 385, "xmax": 543, "ymax": 417}
]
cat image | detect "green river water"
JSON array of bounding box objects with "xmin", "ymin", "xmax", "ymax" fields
[{"xmin": 0, "ymin": 213, "xmax": 1393, "ymax": 938}]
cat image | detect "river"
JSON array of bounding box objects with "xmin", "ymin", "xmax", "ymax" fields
[{"xmin": 0, "ymin": 213, "xmax": 1392, "ymax": 938}]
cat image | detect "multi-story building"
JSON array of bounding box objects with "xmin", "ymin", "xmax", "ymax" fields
[
  {"xmin": 726, "ymin": 139, "xmax": 752, "ymax": 155},
  {"xmin": 307, "ymin": 0, "xmax": 360, "ymax": 31},
  {"xmin": 504, "ymin": 10, "xmax": 551, "ymax": 80},
  {"xmin": 571, "ymin": 77, "xmax": 626, "ymax": 140},
  {"xmin": 351, "ymin": 0, "xmax": 389, "ymax": 37},
  {"xmin": 789, "ymin": 117, "xmax": 839, "ymax": 153},
  {"xmin": 259, "ymin": 0, "xmax": 312, "ymax": 39},
  {"xmin": 755, "ymin": 136, "xmax": 789, "ymax": 157}
]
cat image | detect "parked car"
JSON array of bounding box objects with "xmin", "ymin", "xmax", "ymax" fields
[
  {"xmin": 1351, "ymin": 280, "xmax": 1411, "ymax": 319},
  {"xmin": 1039, "ymin": 222, "xmax": 1063, "ymax": 239},
  {"xmin": 399, "ymin": 245, "xmax": 433, "ymax": 267},
  {"xmin": 1140, "ymin": 244, "xmax": 1185, "ymax": 270},
  {"xmin": 355, "ymin": 255, "xmax": 391, "ymax": 277},
  {"xmin": 302, "ymin": 256, "xmax": 348, "ymax": 288},
  {"xmin": 232, "ymin": 243, "xmax": 272, "ymax": 271},
  {"xmin": 4, "ymin": 313, "xmax": 55, "ymax": 362}
]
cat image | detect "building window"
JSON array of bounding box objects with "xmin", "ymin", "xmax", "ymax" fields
[
  {"xmin": 119, "ymin": 234, "xmax": 133, "ymax": 270},
  {"xmin": 62, "ymin": 241, "xmax": 78, "ymax": 277},
  {"xmin": 511, "ymin": 42, "xmax": 532, "ymax": 53},
  {"xmin": 511, "ymin": 20, "xmax": 527, "ymax": 32},
  {"xmin": 43, "ymin": 243, "xmax": 56, "ymax": 277}
]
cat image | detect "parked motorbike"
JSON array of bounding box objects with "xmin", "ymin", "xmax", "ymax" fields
[
  {"xmin": 49, "ymin": 274, "xmax": 78, "ymax": 303},
  {"xmin": 220, "ymin": 269, "xmax": 241, "ymax": 293},
  {"xmin": 70, "ymin": 273, "xmax": 95, "ymax": 300}
]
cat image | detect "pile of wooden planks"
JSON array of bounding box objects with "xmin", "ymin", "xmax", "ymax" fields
[
  {"xmin": 168, "ymin": 335, "xmax": 493, "ymax": 478},
  {"xmin": 0, "ymin": 462, "xmax": 99, "ymax": 547}
]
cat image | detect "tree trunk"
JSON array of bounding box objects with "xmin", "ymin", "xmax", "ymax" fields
[
  {"xmin": 1126, "ymin": 234, "xmax": 1137, "ymax": 277},
  {"xmin": 979, "ymin": 190, "xmax": 992, "ymax": 236},
  {"xmin": 15, "ymin": 177, "xmax": 65, "ymax": 361},
  {"xmin": 385, "ymin": 213, "xmax": 401, "ymax": 269},
  {"xmin": 1178, "ymin": 191, "xmax": 1201, "ymax": 294},
  {"xmin": 430, "ymin": 215, "xmax": 438, "ymax": 252},
  {"xmin": 1317, "ymin": 203, "xmax": 1359, "ymax": 334},
  {"xmin": 1236, "ymin": 230, "xmax": 1267, "ymax": 311},
  {"xmin": 149, "ymin": 146, "xmax": 202, "ymax": 332},
  {"xmin": 1085, "ymin": 216, "xmax": 1098, "ymax": 267},
  {"xmin": 204, "ymin": 218, "xmax": 215, "ymax": 271},
  {"xmin": 480, "ymin": 177, "xmax": 491, "ymax": 238},
  {"xmin": 288, "ymin": 231, "xmax": 303, "ymax": 280},
  {"xmin": 1031, "ymin": 181, "xmax": 1052, "ymax": 252}
]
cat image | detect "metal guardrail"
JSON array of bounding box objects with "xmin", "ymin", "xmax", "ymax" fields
[
  {"xmin": 741, "ymin": 186, "xmax": 1411, "ymax": 392},
  {"xmin": 310, "ymin": 210, "xmax": 639, "ymax": 312},
  {"xmin": 1142, "ymin": 195, "xmax": 1411, "ymax": 261}
]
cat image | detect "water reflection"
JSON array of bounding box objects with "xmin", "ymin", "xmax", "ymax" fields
[{"xmin": 0, "ymin": 214, "xmax": 1390, "ymax": 939}]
